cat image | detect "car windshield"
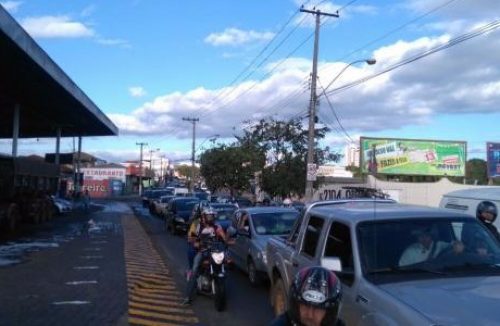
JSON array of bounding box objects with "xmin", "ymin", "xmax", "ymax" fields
[
  {"xmin": 358, "ymin": 218, "xmax": 500, "ymax": 282},
  {"xmin": 251, "ymin": 212, "xmax": 299, "ymax": 235},
  {"xmin": 176, "ymin": 199, "xmax": 199, "ymax": 211}
]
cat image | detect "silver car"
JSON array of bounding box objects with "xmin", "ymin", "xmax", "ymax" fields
[{"xmin": 229, "ymin": 207, "xmax": 299, "ymax": 286}]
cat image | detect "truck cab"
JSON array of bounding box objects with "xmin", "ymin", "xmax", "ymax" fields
[{"xmin": 266, "ymin": 199, "xmax": 500, "ymax": 325}]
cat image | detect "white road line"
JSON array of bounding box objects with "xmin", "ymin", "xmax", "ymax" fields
[
  {"xmin": 52, "ymin": 301, "xmax": 91, "ymax": 305},
  {"xmin": 91, "ymin": 241, "xmax": 107, "ymax": 244},
  {"xmin": 73, "ymin": 266, "xmax": 99, "ymax": 270},
  {"xmin": 83, "ymin": 248, "xmax": 101, "ymax": 251},
  {"xmin": 65, "ymin": 281, "xmax": 98, "ymax": 285},
  {"xmin": 80, "ymin": 255, "xmax": 103, "ymax": 259}
]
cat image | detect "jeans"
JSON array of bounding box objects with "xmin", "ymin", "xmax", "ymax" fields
[
  {"xmin": 185, "ymin": 251, "xmax": 203, "ymax": 300},
  {"xmin": 187, "ymin": 243, "xmax": 196, "ymax": 269}
]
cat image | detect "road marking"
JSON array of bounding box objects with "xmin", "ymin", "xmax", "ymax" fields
[
  {"xmin": 122, "ymin": 214, "xmax": 198, "ymax": 326},
  {"xmin": 73, "ymin": 266, "xmax": 99, "ymax": 270},
  {"xmin": 80, "ymin": 255, "xmax": 103, "ymax": 259},
  {"xmin": 52, "ymin": 301, "xmax": 91, "ymax": 305},
  {"xmin": 83, "ymin": 248, "xmax": 101, "ymax": 251},
  {"xmin": 91, "ymin": 240, "xmax": 107, "ymax": 244},
  {"xmin": 65, "ymin": 281, "xmax": 98, "ymax": 285}
]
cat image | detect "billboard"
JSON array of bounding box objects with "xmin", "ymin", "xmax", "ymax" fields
[
  {"xmin": 81, "ymin": 167, "xmax": 126, "ymax": 182},
  {"xmin": 487, "ymin": 142, "xmax": 500, "ymax": 178},
  {"xmin": 360, "ymin": 137, "xmax": 466, "ymax": 176}
]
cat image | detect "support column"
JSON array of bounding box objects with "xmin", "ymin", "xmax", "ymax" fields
[
  {"xmin": 12, "ymin": 104, "xmax": 20, "ymax": 157},
  {"xmin": 76, "ymin": 136, "xmax": 82, "ymax": 194},
  {"xmin": 55, "ymin": 127, "xmax": 62, "ymax": 195}
]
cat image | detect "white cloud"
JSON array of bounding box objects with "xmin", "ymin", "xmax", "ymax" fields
[
  {"xmin": 109, "ymin": 25, "xmax": 500, "ymax": 147},
  {"xmin": 129, "ymin": 86, "xmax": 147, "ymax": 98},
  {"xmin": 1, "ymin": 1, "xmax": 22, "ymax": 13},
  {"xmin": 204, "ymin": 28, "xmax": 275, "ymax": 47},
  {"xmin": 20, "ymin": 15, "xmax": 94, "ymax": 38},
  {"xmin": 81, "ymin": 4, "xmax": 96, "ymax": 17}
]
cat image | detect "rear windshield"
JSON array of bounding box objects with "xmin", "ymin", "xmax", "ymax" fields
[
  {"xmin": 251, "ymin": 212, "xmax": 299, "ymax": 235},
  {"xmin": 176, "ymin": 199, "xmax": 199, "ymax": 211}
]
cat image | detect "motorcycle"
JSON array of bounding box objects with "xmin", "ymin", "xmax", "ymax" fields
[{"xmin": 194, "ymin": 236, "xmax": 228, "ymax": 311}]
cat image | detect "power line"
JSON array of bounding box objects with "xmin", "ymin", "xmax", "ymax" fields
[{"xmin": 325, "ymin": 20, "xmax": 500, "ymax": 96}]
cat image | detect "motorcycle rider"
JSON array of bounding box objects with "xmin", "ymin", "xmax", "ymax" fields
[
  {"xmin": 181, "ymin": 208, "xmax": 229, "ymax": 305},
  {"xmin": 283, "ymin": 198, "xmax": 293, "ymax": 208},
  {"xmin": 270, "ymin": 266, "xmax": 345, "ymax": 326},
  {"xmin": 477, "ymin": 201, "xmax": 499, "ymax": 241}
]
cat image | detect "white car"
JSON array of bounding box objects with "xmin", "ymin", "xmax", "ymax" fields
[{"xmin": 52, "ymin": 196, "xmax": 72, "ymax": 214}]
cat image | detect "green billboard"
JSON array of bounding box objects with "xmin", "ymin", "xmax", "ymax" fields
[{"xmin": 360, "ymin": 137, "xmax": 466, "ymax": 176}]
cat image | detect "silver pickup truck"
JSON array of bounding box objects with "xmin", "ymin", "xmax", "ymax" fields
[{"xmin": 266, "ymin": 199, "xmax": 500, "ymax": 325}]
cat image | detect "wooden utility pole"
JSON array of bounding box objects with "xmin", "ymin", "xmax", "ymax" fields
[
  {"xmin": 182, "ymin": 117, "xmax": 199, "ymax": 192},
  {"xmin": 136, "ymin": 142, "xmax": 147, "ymax": 195},
  {"xmin": 302, "ymin": 6, "xmax": 339, "ymax": 201}
]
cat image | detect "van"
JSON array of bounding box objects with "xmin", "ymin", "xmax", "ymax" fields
[{"xmin": 439, "ymin": 187, "xmax": 500, "ymax": 228}]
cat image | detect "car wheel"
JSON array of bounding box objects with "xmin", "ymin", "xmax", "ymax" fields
[
  {"xmin": 247, "ymin": 259, "xmax": 261, "ymax": 287},
  {"xmin": 272, "ymin": 278, "xmax": 286, "ymax": 317}
]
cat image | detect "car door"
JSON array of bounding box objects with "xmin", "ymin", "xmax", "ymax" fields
[
  {"xmin": 286, "ymin": 215, "xmax": 326, "ymax": 284},
  {"xmin": 230, "ymin": 210, "xmax": 251, "ymax": 269},
  {"xmin": 322, "ymin": 221, "xmax": 359, "ymax": 326}
]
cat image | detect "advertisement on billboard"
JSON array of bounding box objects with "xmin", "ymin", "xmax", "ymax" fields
[
  {"xmin": 487, "ymin": 142, "xmax": 500, "ymax": 178},
  {"xmin": 81, "ymin": 167, "xmax": 126, "ymax": 182},
  {"xmin": 360, "ymin": 137, "xmax": 466, "ymax": 176}
]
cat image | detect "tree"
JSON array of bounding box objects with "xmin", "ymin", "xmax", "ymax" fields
[
  {"xmin": 466, "ymin": 158, "xmax": 488, "ymax": 185},
  {"xmin": 199, "ymin": 143, "xmax": 265, "ymax": 195},
  {"xmin": 237, "ymin": 118, "xmax": 342, "ymax": 198},
  {"xmin": 176, "ymin": 165, "xmax": 200, "ymax": 180}
]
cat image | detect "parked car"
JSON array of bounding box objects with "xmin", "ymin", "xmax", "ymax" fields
[
  {"xmin": 229, "ymin": 207, "xmax": 299, "ymax": 286},
  {"xmin": 266, "ymin": 199, "xmax": 500, "ymax": 325},
  {"xmin": 235, "ymin": 197, "xmax": 253, "ymax": 208},
  {"xmin": 165, "ymin": 197, "xmax": 200, "ymax": 235},
  {"xmin": 51, "ymin": 196, "xmax": 72, "ymax": 215}
]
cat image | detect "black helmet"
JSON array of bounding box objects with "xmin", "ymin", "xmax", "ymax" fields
[
  {"xmin": 288, "ymin": 266, "xmax": 342, "ymax": 326},
  {"xmin": 477, "ymin": 201, "xmax": 498, "ymax": 223}
]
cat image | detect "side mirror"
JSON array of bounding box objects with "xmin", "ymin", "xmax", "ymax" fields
[
  {"xmin": 227, "ymin": 226, "xmax": 237, "ymax": 238},
  {"xmin": 321, "ymin": 257, "xmax": 342, "ymax": 272}
]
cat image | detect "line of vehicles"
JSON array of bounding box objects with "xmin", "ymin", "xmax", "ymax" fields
[{"xmin": 143, "ymin": 185, "xmax": 500, "ymax": 324}]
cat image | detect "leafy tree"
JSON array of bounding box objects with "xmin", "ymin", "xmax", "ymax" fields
[
  {"xmin": 199, "ymin": 143, "xmax": 265, "ymax": 195},
  {"xmin": 176, "ymin": 164, "xmax": 200, "ymax": 180},
  {"xmin": 466, "ymin": 158, "xmax": 488, "ymax": 185},
  {"xmin": 237, "ymin": 118, "xmax": 342, "ymax": 197}
]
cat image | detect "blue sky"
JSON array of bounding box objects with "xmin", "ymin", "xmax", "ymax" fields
[{"xmin": 1, "ymin": 0, "xmax": 499, "ymax": 165}]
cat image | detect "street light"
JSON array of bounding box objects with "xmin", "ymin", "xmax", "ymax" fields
[
  {"xmin": 197, "ymin": 134, "xmax": 220, "ymax": 152},
  {"xmin": 304, "ymin": 58, "xmax": 376, "ymax": 201},
  {"xmin": 319, "ymin": 59, "xmax": 376, "ymax": 96}
]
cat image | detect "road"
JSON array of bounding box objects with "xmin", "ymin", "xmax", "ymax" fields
[
  {"xmin": 0, "ymin": 199, "xmax": 274, "ymax": 326},
  {"xmin": 132, "ymin": 202, "xmax": 275, "ymax": 326}
]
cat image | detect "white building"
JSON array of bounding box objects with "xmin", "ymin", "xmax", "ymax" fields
[{"xmin": 344, "ymin": 144, "xmax": 360, "ymax": 167}]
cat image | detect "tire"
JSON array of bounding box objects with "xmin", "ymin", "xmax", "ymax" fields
[
  {"xmin": 272, "ymin": 278, "xmax": 286, "ymax": 317},
  {"xmin": 247, "ymin": 259, "xmax": 261, "ymax": 287},
  {"xmin": 214, "ymin": 278, "xmax": 226, "ymax": 312}
]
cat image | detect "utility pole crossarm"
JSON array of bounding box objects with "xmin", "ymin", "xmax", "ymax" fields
[{"xmin": 299, "ymin": 8, "xmax": 339, "ymax": 18}]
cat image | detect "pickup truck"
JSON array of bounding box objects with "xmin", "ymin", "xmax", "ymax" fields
[{"xmin": 266, "ymin": 199, "xmax": 500, "ymax": 325}]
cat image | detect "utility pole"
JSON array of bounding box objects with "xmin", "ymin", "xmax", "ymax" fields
[
  {"xmin": 147, "ymin": 148, "xmax": 158, "ymax": 187},
  {"xmin": 301, "ymin": 6, "xmax": 339, "ymax": 201},
  {"xmin": 136, "ymin": 142, "xmax": 147, "ymax": 196},
  {"xmin": 182, "ymin": 117, "xmax": 199, "ymax": 192}
]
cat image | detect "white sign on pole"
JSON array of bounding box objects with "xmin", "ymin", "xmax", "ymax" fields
[{"xmin": 307, "ymin": 163, "xmax": 317, "ymax": 181}]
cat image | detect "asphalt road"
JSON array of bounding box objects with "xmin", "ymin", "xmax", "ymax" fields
[{"xmin": 132, "ymin": 203, "xmax": 275, "ymax": 326}]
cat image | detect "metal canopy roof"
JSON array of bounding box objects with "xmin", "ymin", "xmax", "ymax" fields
[{"xmin": 0, "ymin": 7, "xmax": 118, "ymax": 138}]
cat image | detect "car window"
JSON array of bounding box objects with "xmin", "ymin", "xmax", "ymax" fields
[
  {"xmin": 251, "ymin": 212, "xmax": 298, "ymax": 235},
  {"xmin": 288, "ymin": 214, "xmax": 304, "ymax": 245},
  {"xmin": 324, "ymin": 222, "xmax": 355, "ymax": 286},
  {"xmin": 237, "ymin": 212, "xmax": 250, "ymax": 231},
  {"xmin": 301, "ymin": 216, "xmax": 324, "ymax": 258}
]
